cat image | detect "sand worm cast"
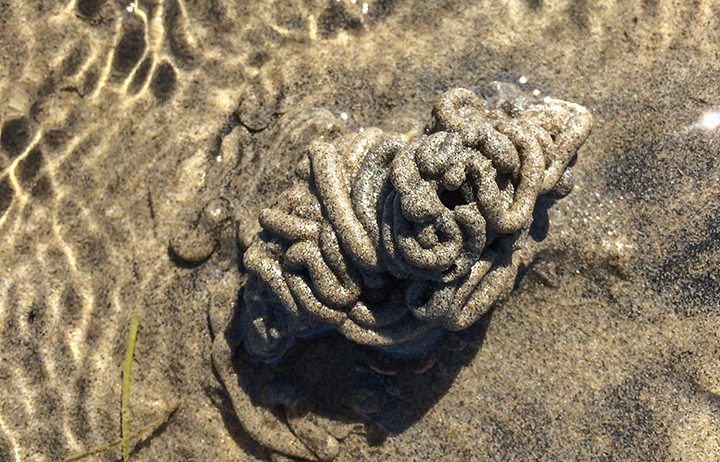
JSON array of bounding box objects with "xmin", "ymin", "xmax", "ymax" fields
[
  {"xmin": 241, "ymin": 84, "xmax": 592, "ymax": 360},
  {"xmin": 212, "ymin": 83, "xmax": 592, "ymax": 461}
]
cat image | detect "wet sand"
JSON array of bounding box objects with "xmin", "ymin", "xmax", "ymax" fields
[{"xmin": 1, "ymin": 1, "xmax": 720, "ymax": 461}]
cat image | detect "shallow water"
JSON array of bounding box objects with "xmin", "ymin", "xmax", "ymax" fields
[{"xmin": 2, "ymin": 1, "xmax": 720, "ymax": 461}]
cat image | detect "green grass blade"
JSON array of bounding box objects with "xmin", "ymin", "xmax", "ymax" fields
[{"xmin": 122, "ymin": 310, "xmax": 141, "ymax": 462}]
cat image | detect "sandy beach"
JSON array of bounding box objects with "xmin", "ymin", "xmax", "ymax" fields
[{"xmin": 1, "ymin": 1, "xmax": 720, "ymax": 460}]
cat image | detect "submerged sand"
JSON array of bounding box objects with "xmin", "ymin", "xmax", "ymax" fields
[{"xmin": 1, "ymin": 1, "xmax": 720, "ymax": 461}]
